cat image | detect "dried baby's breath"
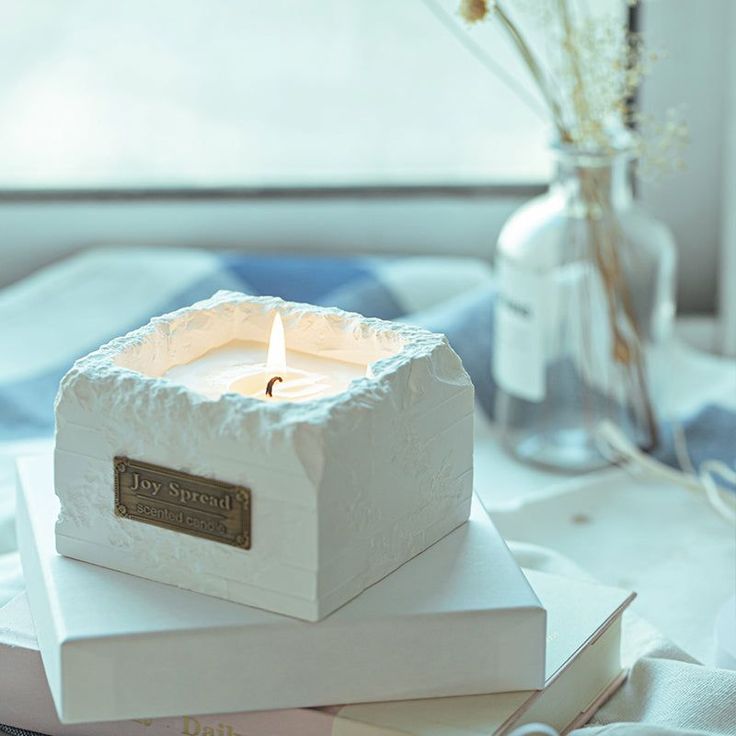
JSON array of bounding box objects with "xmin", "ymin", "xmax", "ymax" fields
[
  {"xmin": 455, "ymin": 0, "xmax": 687, "ymax": 162},
  {"xmin": 635, "ymin": 107, "xmax": 690, "ymax": 181},
  {"xmin": 551, "ymin": 10, "xmax": 643, "ymax": 146}
]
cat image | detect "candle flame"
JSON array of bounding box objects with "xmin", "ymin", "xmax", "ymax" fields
[{"xmin": 266, "ymin": 313, "xmax": 287, "ymax": 372}]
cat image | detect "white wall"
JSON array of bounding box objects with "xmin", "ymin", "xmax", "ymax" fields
[{"xmin": 639, "ymin": 0, "xmax": 730, "ymax": 314}]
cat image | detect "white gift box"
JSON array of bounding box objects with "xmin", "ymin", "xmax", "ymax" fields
[
  {"xmin": 17, "ymin": 455, "xmax": 546, "ymax": 725},
  {"xmin": 53, "ymin": 291, "xmax": 474, "ymax": 621}
]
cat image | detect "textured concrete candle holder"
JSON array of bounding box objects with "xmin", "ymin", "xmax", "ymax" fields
[{"xmin": 54, "ymin": 291, "xmax": 474, "ymax": 621}]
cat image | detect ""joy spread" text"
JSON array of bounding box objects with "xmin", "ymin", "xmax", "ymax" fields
[{"xmin": 130, "ymin": 472, "xmax": 233, "ymax": 512}]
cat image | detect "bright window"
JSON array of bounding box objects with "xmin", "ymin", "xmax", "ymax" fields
[{"xmin": 0, "ymin": 0, "xmax": 551, "ymax": 188}]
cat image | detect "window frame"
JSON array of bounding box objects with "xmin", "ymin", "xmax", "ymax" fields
[
  {"xmin": 0, "ymin": 184, "xmax": 542, "ymax": 291},
  {"xmin": 718, "ymin": 2, "xmax": 736, "ymax": 356}
]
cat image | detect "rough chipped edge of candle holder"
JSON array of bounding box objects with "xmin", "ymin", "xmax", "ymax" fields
[{"xmin": 55, "ymin": 291, "xmax": 471, "ymax": 428}]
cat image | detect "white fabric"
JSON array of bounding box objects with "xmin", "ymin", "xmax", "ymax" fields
[
  {"xmin": 510, "ymin": 542, "xmax": 736, "ymax": 735},
  {"xmin": 588, "ymin": 649, "xmax": 736, "ymax": 734},
  {"xmin": 0, "ymin": 440, "xmax": 44, "ymax": 608}
]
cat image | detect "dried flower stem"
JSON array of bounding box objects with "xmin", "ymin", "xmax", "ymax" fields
[
  {"xmin": 555, "ymin": 0, "xmax": 594, "ymax": 143},
  {"xmin": 422, "ymin": 0, "xmax": 549, "ymax": 120},
  {"xmin": 578, "ymin": 167, "xmax": 659, "ymax": 448},
  {"xmin": 493, "ymin": 3, "xmax": 568, "ymax": 138}
]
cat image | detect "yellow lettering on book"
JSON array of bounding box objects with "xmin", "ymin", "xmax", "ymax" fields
[
  {"xmin": 181, "ymin": 716, "xmax": 243, "ymax": 736},
  {"xmin": 182, "ymin": 716, "xmax": 200, "ymax": 736}
]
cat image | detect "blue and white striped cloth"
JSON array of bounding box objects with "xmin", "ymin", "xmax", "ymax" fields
[{"xmin": 0, "ymin": 246, "xmax": 733, "ymax": 471}]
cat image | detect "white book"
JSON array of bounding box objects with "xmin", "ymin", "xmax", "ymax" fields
[
  {"xmin": 15, "ymin": 455, "xmax": 545, "ymax": 725},
  {"xmin": 0, "ymin": 570, "xmax": 633, "ymax": 736}
]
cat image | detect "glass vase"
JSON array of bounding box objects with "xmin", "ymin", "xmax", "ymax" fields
[{"xmin": 493, "ymin": 144, "xmax": 677, "ymax": 472}]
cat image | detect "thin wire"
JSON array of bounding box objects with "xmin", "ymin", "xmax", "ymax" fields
[
  {"xmin": 673, "ymin": 423, "xmax": 697, "ymax": 476},
  {"xmin": 421, "ymin": 0, "xmax": 549, "ymax": 121},
  {"xmin": 596, "ymin": 421, "xmax": 736, "ymax": 523},
  {"xmin": 700, "ymin": 460, "xmax": 736, "ymax": 523}
]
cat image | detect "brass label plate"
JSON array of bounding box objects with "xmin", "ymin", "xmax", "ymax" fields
[{"xmin": 114, "ymin": 457, "xmax": 251, "ymax": 550}]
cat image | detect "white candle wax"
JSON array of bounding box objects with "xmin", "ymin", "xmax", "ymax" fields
[{"xmin": 164, "ymin": 339, "xmax": 367, "ymax": 402}]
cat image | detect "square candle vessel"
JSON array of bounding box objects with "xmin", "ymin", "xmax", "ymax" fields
[{"xmin": 54, "ymin": 291, "xmax": 474, "ymax": 621}]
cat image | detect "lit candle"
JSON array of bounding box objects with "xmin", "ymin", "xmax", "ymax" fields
[
  {"xmin": 229, "ymin": 313, "xmax": 341, "ymax": 401},
  {"xmin": 164, "ymin": 312, "xmax": 369, "ymax": 402},
  {"xmin": 56, "ymin": 292, "xmax": 473, "ymax": 621}
]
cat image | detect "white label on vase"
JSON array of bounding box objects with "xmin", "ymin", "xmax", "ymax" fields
[{"xmin": 493, "ymin": 259, "xmax": 547, "ymax": 402}]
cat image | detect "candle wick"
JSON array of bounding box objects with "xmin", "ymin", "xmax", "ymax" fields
[{"xmin": 265, "ymin": 376, "xmax": 284, "ymax": 397}]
